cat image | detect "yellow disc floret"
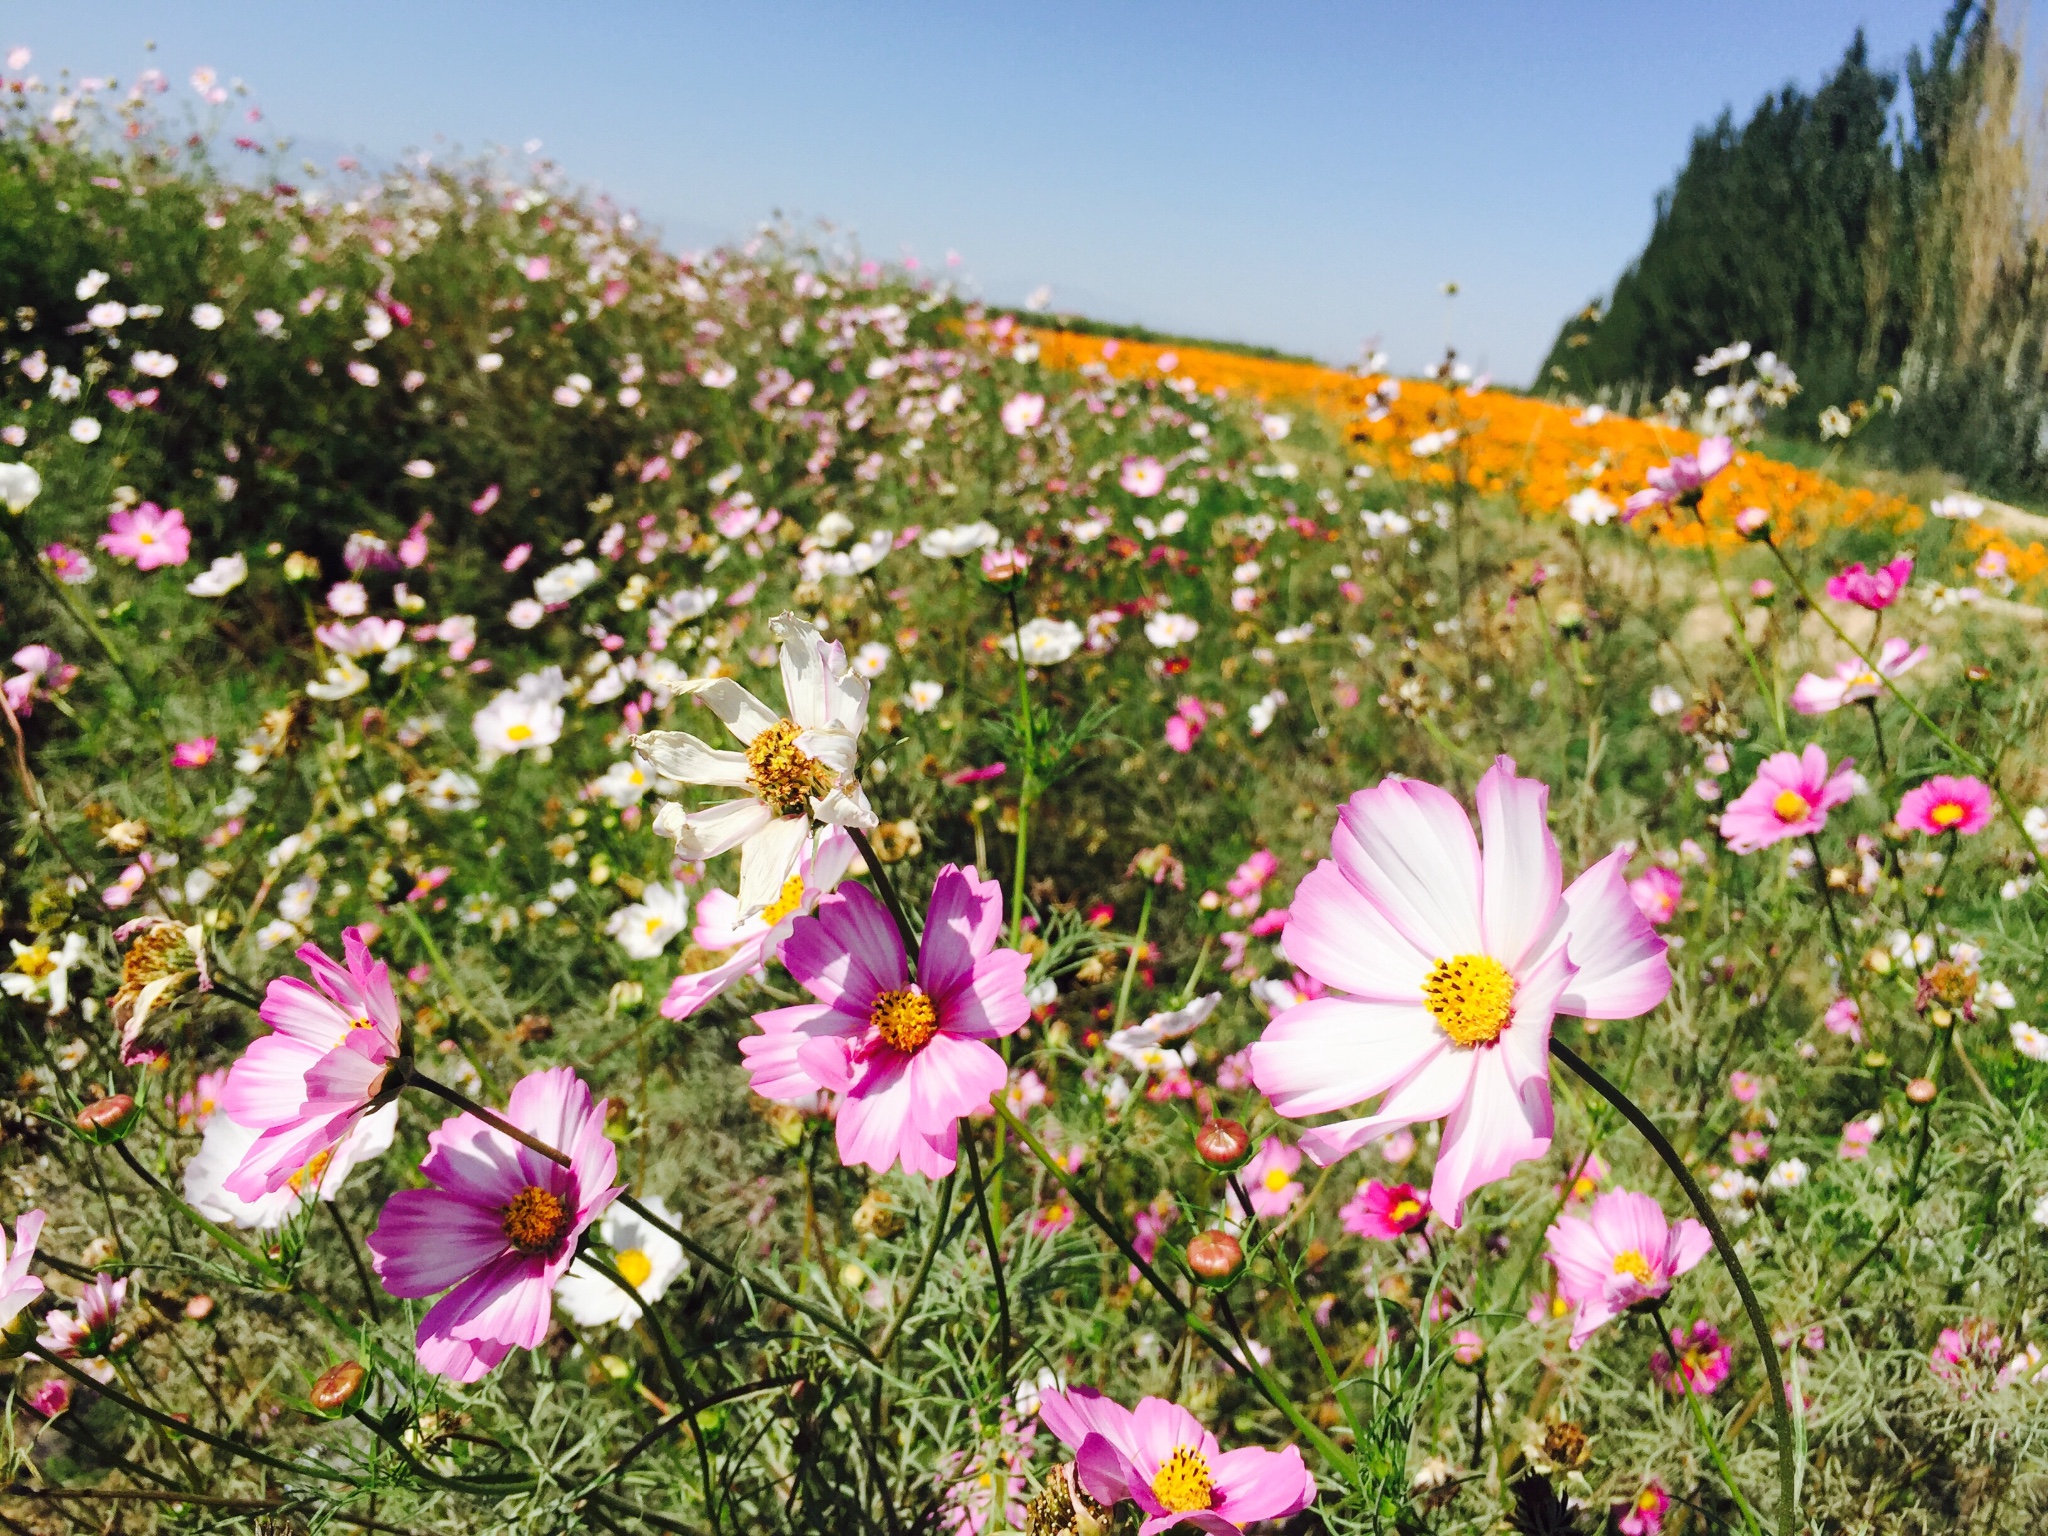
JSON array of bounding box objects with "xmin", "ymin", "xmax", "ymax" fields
[
  {"xmin": 746, "ymin": 718, "xmax": 834, "ymax": 817},
  {"xmin": 1151, "ymin": 1446, "xmax": 1215, "ymax": 1513},
  {"xmin": 761, "ymin": 873, "xmax": 808, "ymax": 927},
  {"xmin": 1771, "ymin": 789, "xmax": 1811, "ymax": 823},
  {"xmin": 870, "ymin": 987, "xmax": 939, "ymax": 1054},
  {"xmin": 615, "ymin": 1248, "xmax": 653, "ymax": 1289},
  {"xmin": 1610, "ymin": 1249, "xmax": 1654, "ymax": 1285},
  {"xmin": 1422, "ymin": 954, "xmax": 1516, "ymax": 1048},
  {"xmin": 502, "ymin": 1186, "xmax": 573, "ymax": 1256}
]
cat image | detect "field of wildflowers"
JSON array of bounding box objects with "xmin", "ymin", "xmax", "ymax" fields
[{"xmin": 4, "ymin": 56, "xmax": 2048, "ymax": 1536}]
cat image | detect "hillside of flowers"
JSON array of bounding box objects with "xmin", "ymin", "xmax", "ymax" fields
[{"xmin": 4, "ymin": 60, "xmax": 2048, "ymax": 1536}]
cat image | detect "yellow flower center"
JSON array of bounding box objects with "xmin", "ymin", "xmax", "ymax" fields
[
  {"xmin": 614, "ymin": 1247, "xmax": 653, "ymax": 1289},
  {"xmin": 12, "ymin": 945, "xmax": 55, "ymax": 980},
  {"xmin": 1771, "ymin": 789, "xmax": 1811, "ymax": 822},
  {"xmin": 870, "ymin": 987, "xmax": 938, "ymax": 1054},
  {"xmin": 1151, "ymin": 1446, "xmax": 1214, "ymax": 1513},
  {"xmin": 1611, "ymin": 1249, "xmax": 1654, "ymax": 1285},
  {"xmin": 287, "ymin": 1146, "xmax": 336, "ymax": 1195},
  {"xmin": 761, "ymin": 873, "xmax": 807, "ymax": 927},
  {"xmin": 506, "ymin": 723, "xmax": 534, "ymax": 743},
  {"xmin": 644, "ymin": 915, "xmax": 665, "ymax": 937},
  {"xmin": 746, "ymin": 718, "xmax": 834, "ymax": 817},
  {"xmin": 502, "ymin": 1186, "xmax": 573, "ymax": 1256},
  {"xmin": 1930, "ymin": 801, "xmax": 1966, "ymax": 828},
  {"xmin": 1390, "ymin": 1198, "xmax": 1421, "ymax": 1225},
  {"xmin": 138, "ymin": 532, "xmax": 155, "ymax": 544},
  {"xmin": 1637, "ymin": 1491, "xmax": 1661, "ymax": 1512},
  {"xmin": 1422, "ymin": 954, "xmax": 1516, "ymax": 1047},
  {"xmin": 1263, "ymin": 1168, "xmax": 1292, "ymax": 1193}
]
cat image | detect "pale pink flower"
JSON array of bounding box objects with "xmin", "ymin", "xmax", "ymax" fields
[
  {"xmin": 1038, "ymin": 1387, "xmax": 1316, "ymax": 1535},
  {"xmin": 39, "ymin": 1272, "xmax": 126, "ymax": 1359},
  {"xmin": 1340, "ymin": 1178, "xmax": 1429, "ymax": 1239},
  {"xmin": 1896, "ymin": 775, "xmax": 1993, "ymax": 836},
  {"xmin": 657, "ymin": 828, "xmax": 857, "ymax": 1021},
  {"xmin": 1119, "ymin": 455, "xmax": 1166, "ymax": 497},
  {"xmin": 170, "ymin": 736, "xmax": 217, "ymax": 769},
  {"xmin": 1728, "ymin": 1070, "xmax": 1762, "ymax": 1103},
  {"xmin": 97, "ymin": 502, "xmax": 190, "ymax": 569},
  {"xmin": 1718, "ymin": 745, "xmax": 1857, "ymax": 854},
  {"xmin": 1544, "ymin": 1187, "xmax": 1710, "ymax": 1347},
  {"xmin": 367, "ymin": 1068, "xmax": 619, "ymax": 1383},
  {"xmin": 1234, "ymin": 1136, "xmax": 1304, "ymax": 1220},
  {"xmin": 1251, "ymin": 757, "xmax": 1672, "ymax": 1225},
  {"xmin": 1729, "ymin": 1129, "xmax": 1769, "ymax": 1165},
  {"xmin": 1622, "ymin": 436, "xmax": 1732, "ymax": 520},
  {"xmin": 218, "ymin": 927, "xmax": 403, "ymax": 1200},
  {"xmin": 1628, "ymin": 865, "xmax": 1682, "ymax": 925},
  {"xmin": 1838, "ymin": 1114, "xmax": 1880, "ymax": 1160},
  {"xmin": 1790, "ymin": 637, "xmax": 1925, "ymax": 714},
  {"xmin": 1824, "ymin": 995, "xmax": 1862, "ymax": 1043},
  {"xmin": 739, "ymin": 864, "xmax": 1029, "ymax": 1177},
  {"xmin": 1452, "ymin": 1328, "xmax": 1486, "ymax": 1363},
  {"xmin": 1826, "ymin": 556, "xmax": 1912, "ymax": 610},
  {"xmin": 0, "ymin": 1209, "xmax": 46, "ymax": 1335},
  {"xmin": 1032, "ymin": 1196, "xmax": 1076, "ymax": 1236},
  {"xmin": 1000, "ymin": 391, "xmax": 1045, "ymax": 435}
]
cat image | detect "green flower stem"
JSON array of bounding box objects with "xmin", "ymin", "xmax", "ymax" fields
[
  {"xmin": 877, "ymin": 1165, "xmax": 960, "ymax": 1358},
  {"xmin": 584, "ymin": 1248, "xmax": 715, "ymax": 1534},
  {"xmin": 1692, "ymin": 507, "xmax": 1786, "ymax": 745},
  {"xmin": 962, "ymin": 1130, "xmax": 1012, "ymax": 1380},
  {"xmin": 1004, "ymin": 586, "xmax": 1038, "ymax": 951},
  {"xmin": 992, "ymin": 1100, "xmax": 1356, "ymax": 1482},
  {"xmin": 2, "ymin": 516, "xmax": 158, "ymax": 723},
  {"xmin": 324, "ymin": 1196, "xmax": 383, "ymax": 1325},
  {"xmin": 1551, "ymin": 1041, "xmax": 1796, "ymax": 1536},
  {"xmin": 848, "ymin": 826, "xmax": 921, "ymax": 965},
  {"xmin": 1650, "ymin": 1303, "xmax": 1769, "ymax": 1536},
  {"xmin": 1110, "ymin": 884, "xmax": 1154, "ymax": 1033},
  {"xmin": 569, "ymin": 1373, "xmax": 803, "ymax": 1504}
]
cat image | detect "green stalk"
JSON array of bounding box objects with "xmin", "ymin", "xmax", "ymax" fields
[
  {"xmin": 1111, "ymin": 884, "xmax": 1154, "ymax": 1033},
  {"xmin": 1653, "ymin": 1302, "xmax": 1768, "ymax": 1536}
]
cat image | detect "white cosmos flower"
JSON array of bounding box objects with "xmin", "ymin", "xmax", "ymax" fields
[
  {"xmin": 420, "ymin": 768, "xmax": 480, "ymax": 812},
  {"xmin": 305, "ymin": 654, "xmax": 370, "ymax": 701},
  {"xmin": 636, "ymin": 613, "xmax": 877, "ymax": 918},
  {"xmin": 919, "ymin": 521, "xmax": 999, "ymax": 559},
  {"xmin": 184, "ymin": 552, "xmax": 247, "ymax": 597},
  {"xmin": 553, "ymin": 1196, "xmax": 688, "ymax": 1327},
  {"xmin": 190, "ymin": 303, "xmax": 225, "ymax": 330},
  {"xmin": 184, "ymin": 1102, "xmax": 397, "ymax": 1231},
  {"xmin": 1764, "ymin": 1158, "xmax": 1809, "ymax": 1192},
  {"xmin": 2012, "ymin": 1021, "xmax": 2048, "ymax": 1063},
  {"xmin": 1001, "ymin": 618, "xmax": 1083, "ymax": 666},
  {"xmin": 1, "ymin": 934, "xmax": 89, "ymax": 1014},
  {"xmin": 906, "ymin": 680, "xmax": 945, "ymax": 714},
  {"xmin": 1144, "ymin": 612, "xmax": 1200, "ymax": 648},
  {"xmin": 0, "ymin": 463, "xmax": 42, "ymax": 513},
  {"xmin": 534, "ymin": 557, "xmax": 600, "ymax": 604},
  {"xmin": 507, "ymin": 598, "xmax": 545, "ymax": 629},
  {"xmin": 853, "ymin": 642, "xmax": 891, "ymax": 679},
  {"xmin": 1649, "ymin": 685, "xmax": 1684, "ymax": 717},
  {"xmin": 69, "ymin": 418, "xmax": 102, "ymax": 444},
  {"xmin": 1565, "ymin": 488, "xmax": 1616, "ymax": 527},
  {"xmin": 593, "ymin": 759, "xmax": 652, "ymax": 807},
  {"xmin": 473, "ymin": 667, "xmax": 567, "ymax": 764},
  {"xmin": 607, "ymin": 881, "xmax": 691, "ymax": 960}
]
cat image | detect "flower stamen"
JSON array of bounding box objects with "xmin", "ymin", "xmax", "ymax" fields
[
  {"xmin": 1771, "ymin": 789, "xmax": 1811, "ymax": 822},
  {"xmin": 1611, "ymin": 1249, "xmax": 1654, "ymax": 1285},
  {"xmin": 1422, "ymin": 954, "xmax": 1516, "ymax": 1048},
  {"xmin": 870, "ymin": 987, "xmax": 938, "ymax": 1054},
  {"xmin": 1151, "ymin": 1445, "xmax": 1215, "ymax": 1513},
  {"xmin": 502, "ymin": 1186, "xmax": 573, "ymax": 1256},
  {"xmin": 746, "ymin": 718, "xmax": 833, "ymax": 817}
]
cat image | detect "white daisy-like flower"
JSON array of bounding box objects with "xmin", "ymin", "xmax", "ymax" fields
[
  {"xmin": 592, "ymin": 760, "xmax": 651, "ymax": 807},
  {"xmin": 1144, "ymin": 612, "xmax": 1200, "ymax": 648},
  {"xmin": 305, "ymin": 654, "xmax": 370, "ymax": 701},
  {"xmin": 906, "ymin": 680, "xmax": 945, "ymax": 714},
  {"xmin": 1000, "ymin": 618, "xmax": 1082, "ymax": 666},
  {"xmin": 852, "ymin": 641, "xmax": 891, "ymax": 679},
  {"xmin": 1764, "ymin": 1158, "xmax": 1809, "ymax": 1192},
  {"xmin": 472, "ymin": 667, "xmax": 567, "ymax": 765},
  {"xmin": 419, "ymin": 768, "xmax": 481, "ymax": 813},
  {"xmin": 2011, "ymin": 1021, "xmax": 2048, "ymax": 1063},
  {"xmin": 636, "ymin": 613, "xmax": 877, "ymax": 917},
  {"xmin": 553, "ymin": 1196, "xmax": 688, "ymax": 1328},
  {"xmin": 184, "ymin": 553, "xmax": 247, "ymax": 597},
  {"xmin": 607, "ymin": 881, "xmax": 690, "ymax": 960}
]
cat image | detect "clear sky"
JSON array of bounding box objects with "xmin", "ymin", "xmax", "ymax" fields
[{"xmin": 2, "ymin": 2, "xmax": 1965, "ymax": 382}]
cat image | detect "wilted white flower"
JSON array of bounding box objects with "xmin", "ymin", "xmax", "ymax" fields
[{"xmin": 184, "ymin": 553, "xmax": 247, "ymax": 597}]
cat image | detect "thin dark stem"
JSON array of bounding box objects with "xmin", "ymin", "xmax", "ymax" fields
[
  {"xmin": 1551, "ymin": 1042, "xmax": 1796, "ymax": 1536},
  {"xmin": 325, "ymin": 1196, "xmax": 383, "ymax": 1324},
  {"xmin": 848, "ymin": 826, "xmax": 920, "ymax": 968},
  {"xmin": 878, "ymin": 1166, "xmax": 959, "ymax": 1357},
  {"xmin": 578, "ymin": 1374, "xmax": 800, "ymax": 1496},
  {"xmin": 962, "ymin": 1132, "xmax": 1011, "ymax": 1379},
  {"xmin": 584, "ymin": 1249, "xmax": 715, "ymax": 1534}
]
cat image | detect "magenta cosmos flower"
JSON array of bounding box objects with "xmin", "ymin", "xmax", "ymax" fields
[
  {"xmin": 1039, "ymin": 1387, "xmax": 1315, "ymax": 1535},
  {"xmin": 170, "ymin": 735, "xmax": 217, "ymax": 768},
  {"xmin": 1618, "ymin": 1481, "xmax": 1671, "ymax": 1536},
  {"xmin": 1235, "ymin": 1136, "xmax": 1303, "ymax": 1220},
  {"xmin": 1340, "ymin": 1178, "xmax": 1429, "ymax": 1240},
  {"xmin": 97, "ymin": 502, "xmax": 190, "ymax": 570},
  {"xmin": 1250, "ymin": 757, "xmax": 1671, "ymax": 1225},
  {"xmin": 219, "ymin": 928, "xmax": 403, "ymax": 1200},
  {"xmin": 1627, "ymin": 865, "xmax": 1682, "ymax": 926},
  {"xmin": 1897, "ymin": 774, "xmax": 1993, "ymax": 836},
  {"xmin": 1654, "ymin": 1319, "xmax": 1733, "ymax": 1396},
  {"xmin": 1718, "ymin": 745, "xmax": 1857, "ymax": 854},
  {"xmin": 740, "ymin": 865, "xmax": 1029, "ymax": 1177},
  {"xmin": 367, "ymin": 1067, "xmax": 619, "ymax": 1383},
  {"xmin": 1790, "ymin": 636, "xmax": 1925, "ymax": 714},
  {"xmin": 1543, "ymin": 1187, "xmax": 1710, "ymax": 1348},
  {"xmin": 1622, "ymin": 435, "xmax": 1731, "ymax": 520},
  {"xmin": 1825, "ymin": 555, "xmax": 1912, "ymax": 610}
]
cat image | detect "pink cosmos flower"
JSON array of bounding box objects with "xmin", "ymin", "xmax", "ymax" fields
[
  {"xmin": 1163, "ymin": 697, "xmax": 1212, "ymax": 754},
  {"xmin": 1824, "ymin": 995, "xmax": 1862, "ymax": 1043},
  {"xmin": 1930, "ymin": 1320, "xmax": 2004, "ymax": 1396},
  {"xmin": 170, "ymin": 736, "xmax": 217, "ymax": 769},
  {"xmin": 1728, "ymin": 1069, "xmax": 1762, "ymax": 1103},
  {"xmin": 1225, "ymin": 849, "xmax": 1279, "ymax": 902},
  {"xmin": 1038, "ymin": 1387, "xmax": 1316, "ymax": 1535},
  {"xmin": 1119, "ymin": 455, "xmax": 1167, "ymax": 498},
  {"xmin": 25, "ymin": 1378, "xmax": 70, "ymax": 1417},
  {"xmin": 1452, "ymin": 1327, "xmax": 1486, "ymax": 1363},
  {"xmin": 1628, "ymin": 865, "xmax": 1682, "ymax": 926},
  {"xmin": 39, "ymin": 1272, "xmax": 126, "ymax": 1359},
  {"xmin": 1653, "ymin": 1319, "xmax": 1733, "ymax": 1395},
  {"xmin": 1825, "ymin": 556, "xmax": 1912, "ymax": 610},
  {"xmin": 97, "ymin": 502, "xmax": 190, "ymax": 570},
  {"xmin": 1235, "ymin": 1136, "xmax": 1304, "ymax": 1220},
  {"xmin": 739, "ymin": 865, "xmax": 1030, "ymax": 1177},
  {"xmin": 1, "ymin": 1208, "xmax": 46, "ymax": 1336},
  {"xmin": 1896, "ymin": 775, "xmax": 1993, "ymax": 837},
  {"xmin": 1838, "ymin": 1114, "xmax": 1880, "ymax": 1160},
  {"xmin": 1032, "ymin": 1196, "xmax": 1076, "ymax": 1236},
  {"xmin": 1790, "ymin": 636, "xmax": 1925, "ymax": 714},
  {"xmin": 1340, "ymin": 1178, "xmax": 1429, "ymax": 1239},
  {"xmin": 1717, "ymin": 745, "xmax": 1858, "ymax": 854},
  {"xmin": 367, "ymin": 1067, "xmax": 619, "ymax": 1383},
  {"xmin": 1000, "ymin": 391, "xmax": 1045, "ymax": 435},
  {"xmin": 1543, "ymin": 1187, "xmax": 1710, "ymax": 1348},
  {"xmin": 1618, "ymin": 1481, "xmax": 1670, "ymax": 1536},
  {"xmin": 659, "ymin": 828, "xmax": 856, "ymax": 1022},
  {"xmin": 1622, "ymin": 436, "xmax": 1732, "ymax": 520},
  {"xmin": 1251, "ymin": 757, "xmax": 1672, "ymax": 1225},
  {"xmin": 218, "ymin": 927, "xmax": 403, "ymax": 1200},
  {"xmin": 1131, "ymin": 1191, "xmax": 1177, "ymax": 1279},
  {"xmin": 1729, "ymin": 1130, "xmax": 1769, "ymax": 1165}
]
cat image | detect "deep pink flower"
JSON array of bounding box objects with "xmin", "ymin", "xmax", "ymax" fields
[
  {"xmin": 1544, "ymin": 1187, "xmax": 1710, "ymax": 1347},
  {"xmin": 1131, "ymin": 1191, "xmax": 1177, "ymax": 1279},
  {"xmin": 740, "ymin": 865, "xmax": 1029, "ymax": 1177},
  {"xmin": 1234, "ymin": 1136, "xmax": 1303, "ymax": 1220},
  {"xmin": 1618, "ymin": 1480, "xmax": 1670, "ymax": 1536},
  {"xmin": 1790, "ymin": 636, "xmax": 1925, "ymax": 714},
  {"xmin": 1896, "ymin": 775, "xmax": 1993, "ymax": 836},
  {"xmin": 25, "ymin": 1377, "xmax": 70, "ymax": 1417},
  {"xmin": 1825, "ymin": 556, "xmax": 1912, "ymax": 610},
  {"xmin": 1251, "ymin": 757, "xmax": 1672, "ymax": 1225},
  {"xmin": 170, "ymin": 736, "xmax": 217, "ymax": 769},
  {"xmin": 1038, "ymin": 1387, "xmax": 1315, "ymax": 1535},
  {"xmin": 97, "ymin": 502, "xmax": 190, "ymax": 570},
  {"xmin": 1225, "ymin": 849, "xmax": 1280, "ymax": 900},
  {"xmin": 1718, "ymin": 745, "xmax": 1857, "ymax": 854},
  {"xmin": 660, "ymin": 829, "xmax": 857, "ymax": 1022},
  {"xmin": 1622, "ymin": 436, "xmax": 1732, "ymax": 520},
  {"xmin": 1340, "ymin": 1178, "xmax": 1429, "ymax": 1239},
  {"xmin": 1653, "ymin": 1319, "xmax": 1732, "ymax": 1395},
  {"xmin": 1164, "ymin": 697, "xmax": 1211, "ymax": 754},
  {"xmin": 367, "ymin": 1067, "xmax": 619, "ymax": 1382},
  {"xmin": 218, "ymin": 928, "xmax": 403, "ymax": 1200},
  {"xmin": 1838, "ymin": 1114, "xmax": 1880, "ymax": 1160},
  {"xmin": 1628, "ymin": 865, "xmax": 1682, "ymax": 925}
]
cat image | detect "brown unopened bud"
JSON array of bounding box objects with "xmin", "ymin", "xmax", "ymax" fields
[
  {"xmin": 1185, "ymin": 1229, "xmax": 1244, "ymax": 1288},
  {"xmin": 310, "ymin": 1360, "xmax": 368, "ymax": 1416},
  {"xmin": 1193, "ymin": 1118, "xmax": 1252, "ymax": 1171},
  {"xmin": 74, "ymin": 1094, "xmax": 138, "ymax": 1143}
]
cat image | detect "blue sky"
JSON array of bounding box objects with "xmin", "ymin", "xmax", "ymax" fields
[{"xmin": 4, "ymin": 2, "xmax": 1963, "ymax": 381}]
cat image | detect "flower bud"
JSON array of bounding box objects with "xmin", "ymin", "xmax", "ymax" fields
[
  {"xmin": 1185, "ymin": 1229, "xmax": 1244, "ymax": 1288},
  {"xmin": 309, "ymin": 1360, "xmax": 368, "ymax": 1417},
  {"xmin": 1905, "ymin": 1077, "xmax": 1937, "ymax": 1104},
  {"xmin": 183, "ymin": 1294, "xmax": 215, "ymax": 1322},
  {"xmin": 74, "ymin": 1094, "xmax": 139, "ymax": 1144},
  {"xmin": 1193, "ymin": 1118, "xmax": 1252, "ymax": 1172},
  {"xmin": 1734, "ymin": 506, "xmax": 1771, "ymax": 541}
]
